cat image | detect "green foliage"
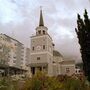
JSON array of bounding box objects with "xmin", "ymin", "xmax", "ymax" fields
[
  {"xmin": 0, "ymin": 73, "xmax": 90, "ymax": 90},
  {"xmin": 64, "ymin": 78, "xmax": 82, "ymax": 90},
  {"xmin": 0, "ymin": 77, "xmax": 11, "ymax": 90},
  {"xmin": 75, "ymin": 9, "xmax": 90, "ymax": 81},
  {"xmin": 22, "ymin": 72, "xmax": 90, "ymax": 90},
  {"xmin": 0, "ymin": 77, "xmax": 17, "ymax": 90},
  {"xmin": 0, "ymin": 77, "xmax": 8, "ymax": 90},
  {"xmin": 76, "ymin": 63, "xmax": 83, "ymax": 70},
  {"xmin": 22, "ymin": 71, "xmax": 62, "ymax": 90}
]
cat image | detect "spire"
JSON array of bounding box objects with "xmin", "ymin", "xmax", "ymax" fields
[{"xmin": 39, "ymin": 7, "xmax": 44, "ymax": 26}]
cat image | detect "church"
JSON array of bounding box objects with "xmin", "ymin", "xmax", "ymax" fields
[{"xmin": 29, "ymin": 9, "xmax": 75, "ymax": 76}]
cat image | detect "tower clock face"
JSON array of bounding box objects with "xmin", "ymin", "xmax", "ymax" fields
[{"xmin": 36, "ymin": 45, "xmax": 41, "ymax": 50}]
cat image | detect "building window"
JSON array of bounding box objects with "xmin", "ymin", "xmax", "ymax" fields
[
  {"xmin": 43, "ymin": 45, "xmax": 45, "ymax": 49},
  {"xmin": 43, "ymin": 30, "xmax": 45, "ymax": 34},
  {"xmin": 0, "ymin": 46, "xmax": 2, "ymax": 50},
  {"xmin": 15, "ymin": 44, "xmax": 17, "ymax": 46},
  {"xmin": 21, "ymin": 58, "xmax": 23, "ymax": 60},
  {"xmin": 8, "ymin": 56, "xmax": 10, "ymax": 58},
  {"xmin": 38, "ymin": 30, "xmax": 41, "ymax": 34},
  {"xmin": 78, "ymin": 70, "xmax": 81, "ymax": 73},
  {"xmin": 32, "ymin": 47, "xmax": 34, "ymax": 51},
  {"xmin": 37, "ymin": 57, "xmax": 40, "ymax": 60},
  {"xmin": 13, "ymin": 56, "xmax": 16, "ymax": 59},
  {"xmin": 76, "ymin": 70, "xmax": 77, "ymax": 73},
  {"xmin": 66, "ymin": 68, "xmax": 70, "ymax": 73},
  {"xmin": 53, "ymin": 61, "xmax": 55, "ymax": 63},
  {"xmin": 13, "ymin": 60, "xmax": 16, "ymax": 63}
]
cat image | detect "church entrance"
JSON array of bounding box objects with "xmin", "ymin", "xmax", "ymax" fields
[
  {"xmin": 31, "ymin": 66, "xmax": 48, "ymax": 75},
  {"xmin": 31, "ymin": 67, "xmax": 35, "ymax": 75},
  {"xmin": 31, "ymin": 67, "xmax": 42, "ymax": 75}
]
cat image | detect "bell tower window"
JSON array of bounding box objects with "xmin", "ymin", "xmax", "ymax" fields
[
  {"xmin": 38, "ymin": 30, "xmax": 41, "ymax": 34},
  {"xmin": 43, "ymin": 45, "xmax": 45, "ymax": 49},
  {"xmin": 32, "ymin": 47, "xmax": 34, "ymax": 51},
  {"xmin": 37, "ymin": 57, "xmax": 40, "ymax": 60},
  {"xmin": 43, "ymin": 30, "xmax": 45, "ymax": 34}
]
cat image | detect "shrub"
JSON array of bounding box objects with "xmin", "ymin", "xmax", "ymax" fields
[{"xmin": 22, "ymin": 71, "xmax": 63, "ymax": 90}]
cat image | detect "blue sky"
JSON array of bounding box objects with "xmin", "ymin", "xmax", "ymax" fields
[{"xmin": 0, "ymin": 0, "xmax": 90, "ymax": 62}]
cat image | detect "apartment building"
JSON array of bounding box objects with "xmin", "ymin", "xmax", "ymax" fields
[
  {"xmin": 23, "ymin": 47, "xmax": 30, "ymax": 70},
  {"xmin": 0, "ymin": 34, "xmax": 24, "ymax": 69}
]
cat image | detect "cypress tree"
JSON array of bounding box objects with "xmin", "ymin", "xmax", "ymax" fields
[{"xmin": 75, "ymin": 9, "xmax": 90, "ymax": 81}]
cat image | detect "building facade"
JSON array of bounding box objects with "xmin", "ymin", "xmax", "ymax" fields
[
  {"xmin": 0, "ymin": 34, "xmax": 24, "ymax": 69},
  {"xmin": 23, "ymin": 47, "xmax": 30, "ymax": 70},
  {"xmin": 30, "ymin": 9, "xmax": 75, "ymax": 76},
  {"xmin": 30, "ymin": 9, "xmax": 54, "ymax": 76}
]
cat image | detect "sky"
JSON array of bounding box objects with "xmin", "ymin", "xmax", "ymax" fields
[{"xmin": 0, "ymin": 0, "xmax": 90, "ymax": 63}]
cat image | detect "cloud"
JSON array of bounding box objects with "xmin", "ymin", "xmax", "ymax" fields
[{"xmin": 0, "ymin": 0, "xmax": 90, "ymax": 62}]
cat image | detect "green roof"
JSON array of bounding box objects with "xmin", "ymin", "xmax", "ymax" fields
[{"xmin": 53, "ymin": 50, "xmax": 62, "ymax": 57}]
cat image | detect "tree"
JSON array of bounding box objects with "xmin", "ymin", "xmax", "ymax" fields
[{"xmin": 75, "ymin": 9, "xmax": 90, "ymax": 81}]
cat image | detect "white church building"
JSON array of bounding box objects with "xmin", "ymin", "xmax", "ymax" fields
[{"xmin": 29, "ymin": 9, "xmax": 75, "ymax": 76}]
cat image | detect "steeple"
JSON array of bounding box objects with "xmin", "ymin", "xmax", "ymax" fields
[
  {"xmin": 39, "ymin": 8, "xmax": 44, "ymax": 26},
  {"xmin": 36, "ymin": 7, "xmax": 48, "ymax": 36}
]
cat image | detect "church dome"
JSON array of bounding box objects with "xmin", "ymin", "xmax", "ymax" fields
[{"xmin": 53, "ymin": 50, "xmax": 62, "ymax": 57}]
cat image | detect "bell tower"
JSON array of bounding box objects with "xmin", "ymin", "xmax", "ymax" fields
[{"xmin": 30, "ymin": 8, "xmax": 54, "ymax": 76}]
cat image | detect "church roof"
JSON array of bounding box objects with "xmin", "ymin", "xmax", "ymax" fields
[
  {"xmin": 53, "ymin": 50, "xmax": 62, "ymax": 57},
  {"xmin": 39, "ymin": 9, "xmax": 44, "ymax": 26},
  {"xmin": 60, "ymin": 60, "xmax": 75, "ymax": 64}
]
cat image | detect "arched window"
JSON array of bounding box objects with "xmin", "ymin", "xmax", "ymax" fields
[
  {"xmin": 32, "ymin": 47, "xmax": 34, "ymax": 50},
  {"xmin": 43, "ymin": 30, "xmax": 45, "ymax": 34},
  {"xmin": 43, "ymin": 45, "xmax": 45, "ymax": 49},
  {"xmin": 38, "ymin": 30, "xmax": 41, "ymax": 34}
]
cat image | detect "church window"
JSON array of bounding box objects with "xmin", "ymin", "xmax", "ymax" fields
[
  {"xmin": 37, "ymin": 57, "xmax": 40, "ymax": 60},
  {"xmin": 32, "ymin": 47, "xmax": 34, "ymax": 50},
  {"xmin": 43, "ymin": 45, "xmax": 45, "ymax": 49},
  {"xmin": 13, "ymin": 60, "xmax": 16, "ymax": 63},
  {"xmin": 66, "ymin": 68, "xmax": 70, "ymax": 73},
  {"xmin": 13, "ymin": 56, "xmax": 16, "ymax": 59},
  {"xmin": 43, "ymin": 30, "xmax": 45, "ymax": 34},
  {"xmin": 38, "ymin": 30, "xmax": 41, "ymax": 34},
  {"xmin": 78, "ymin": 70, "xmax": 81, "ymax": 73},
  {"xmin": 76, "ymin": 70, "xmax": 77, "ymax": 73}
]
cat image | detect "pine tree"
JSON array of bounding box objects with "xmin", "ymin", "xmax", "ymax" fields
[{"xmin": 75, "ymin": 9, "xmax": 90, "ymax": 81}]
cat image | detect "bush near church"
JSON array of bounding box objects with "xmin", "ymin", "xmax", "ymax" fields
[
  {"xmin": 21, "ymin": 71, "xmax": 90, "ymax": 90},
  {"xmin": 0, "ymin": 72, "xmax": 90, "ymax": 90}
]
